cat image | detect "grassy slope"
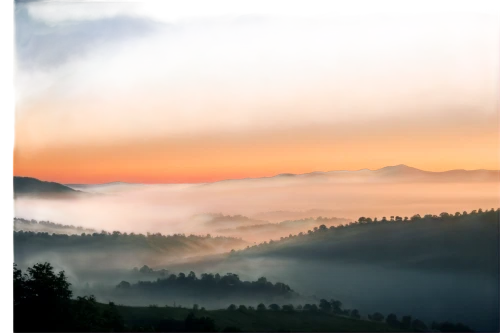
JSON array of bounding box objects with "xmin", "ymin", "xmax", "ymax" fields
[{"xmin": 114, "ymin": 305, "xmax": 399, "ymax": 332}]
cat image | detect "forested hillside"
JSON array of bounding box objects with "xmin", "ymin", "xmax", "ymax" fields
[{"xmin": 233, "ymin": 209, "xmax": 499, "ymax": 277}]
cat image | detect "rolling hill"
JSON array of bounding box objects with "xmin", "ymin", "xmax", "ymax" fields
[
  {"xmin": 14, "ymin": 176, "xmax": 81, "ymax": 197},
  {"xmin": 232, "ymin": 209, "xmax": 499, "ymax": 277},
  {"xmin": 14, "ymin": 226, "xmax": 248, "ymax": 271}
]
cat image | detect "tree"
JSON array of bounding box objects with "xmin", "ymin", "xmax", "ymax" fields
[
  {"xmin": 386, "ymin": 313, "xmax": 400, "ymax": 328},
  {"xmin": 14, "ymin": 262, "xmax": 125, "ymax": 332},
  {"xmin": 227, "ymin": 304, "xmax": 237, "ymax": 311},
  {"xmin": 117, "ymin": 281, "xmax": 131, "ymax": 289},
  {"xmin": 188, "ymin": 271, "xmax": 197, "ymax": 280},
  {"xmin": 350, "ymin": 309, "xmax": 361, "ymax": 319},
  {"xmin": 330, "ymin": 299, "xmax": 342, "ymax": 313},
  {"xmin": 432, "ymin": 321, "xmax": 473, "ymax": 332},
  {"xmin": 139, "ymin": 265, "xmax": 152, "ymax": 273},
  {"xmin": 282, "ymin": 304, "xmax": 294, "ymax": 312},
  {"xmin": 401, "ymin": 315, "xmax": 412, "ymax": 329},
  {"xmin": 268, "ymin": 304, "xmax": 280, "ymax": 311},
  {"xmin": 184, "ymin": 312, "xmax": 216, "ymax": 332},
  {"xmin": 368, "ymin": 312, "xmax": 384, "ymax": 322},
  {"xmin": 257, "ymin": 303, "xmax": 266, "ymax": 311},
  {"xmin": 411, "ymin": 319, "xmax": 428, "ymax": 332},
  {"xmin": 410, "ymin": 214, "xmax": 422, "ymax": 221},
  {"xmin": 319, "ymin": 299, "xmax": 332, "ymax": 312}
]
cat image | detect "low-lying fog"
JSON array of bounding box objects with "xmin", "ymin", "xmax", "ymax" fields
[
  {"xmin": 13, "ymin": 168, "xmax": 500, "ymax": 332},
  {"xmin": 14, "ymin": 177, "xmax": 500, "ymax": 241},
  {"xmin": 185, "ymin": 258, "xmax": 498, "ymax": 332}
]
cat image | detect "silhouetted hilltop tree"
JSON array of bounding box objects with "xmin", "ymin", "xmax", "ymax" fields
[{"xmin": 14, "ymin": 262, "xmax": 125, "ymax": 332}]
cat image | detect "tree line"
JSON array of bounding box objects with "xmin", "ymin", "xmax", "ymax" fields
[
  {"xmin": 12, "ymin": 217, "xmax": 97, "ymax": 233},
  {"xmin": 14, "ymin": 228, "xmax": 247, "ymax": 260}
]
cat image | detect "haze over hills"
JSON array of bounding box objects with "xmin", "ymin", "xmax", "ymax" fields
[
  {"xmin": 66, "ymin": 181, "xmax": 199, "ymax": 193},
  {"xmin": 12, "ymin": 164, "xmax": 500, "ymax": 197},
  {"xmin": 189, "ymin": 164, "xmax": 500, "ymax": 189},
  {"xmin": 193, "ymin": 213, "xmax": 268, "ymax": 228},
  {"xmin": 65, "ymin": 181, "xmax": 145, "ymax": 194},
  {"xmin": 214, "ymin": 216, "xmax": 350, "ymax": 243},
  {"xmin": 14, "ymin": 225, "xmax": 248, "ymax": 272},
  {"xmin": 253, "ymin": 209, "xmax": 343, "ymax": 222}
]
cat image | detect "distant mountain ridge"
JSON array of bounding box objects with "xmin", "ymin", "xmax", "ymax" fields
[
  {"xmin": 15, "ymin": 165, "xmax": 500, "ymax": 191},
  {"xmin": 204, "ymin": 164, "xmax": 500, "ymax": 187}
]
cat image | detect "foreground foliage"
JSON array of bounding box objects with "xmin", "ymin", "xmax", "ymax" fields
[{"xmin": 14, "ymin": 262, "xmax": 474, "ymax": 332}]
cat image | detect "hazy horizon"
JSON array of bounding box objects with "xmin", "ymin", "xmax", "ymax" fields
[{"xmin": 14, "ymin": 163, "xmax": 500, "ymax": 185}]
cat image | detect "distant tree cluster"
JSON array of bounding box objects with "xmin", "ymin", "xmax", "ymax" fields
[
  {"xmin": 133, "ymin": 264, "xmax": 170, "ymax": 277},
  {"xmin": 115, "ymin": 272, "xmax": 295, "ymax": 302}
]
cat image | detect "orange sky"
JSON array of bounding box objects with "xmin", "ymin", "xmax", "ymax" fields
[{"xmin": 14, "ymin": 1, "xmax": 500, "ymax": 184}]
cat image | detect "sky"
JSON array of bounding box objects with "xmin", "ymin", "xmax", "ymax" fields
[{"xmin": 14, "ymin": 0, "xmax": 500, "ymax": 184}]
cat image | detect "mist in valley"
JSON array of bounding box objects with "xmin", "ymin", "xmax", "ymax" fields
[
  {"xmin": 12, "ymin": 168, "xmax": 500, "ymax": 331},
  {"xmin": 158, "ymin": 257, "xmax": 497, "ymax": 331},
  {"xmin": 14, "ymin": 166, "xmax": 500, "ymax": 241}
]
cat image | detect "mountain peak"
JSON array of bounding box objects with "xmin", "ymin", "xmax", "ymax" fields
[{"xmin": 374, "ymin": 164, "xmax": 424, "ymax": 175}]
